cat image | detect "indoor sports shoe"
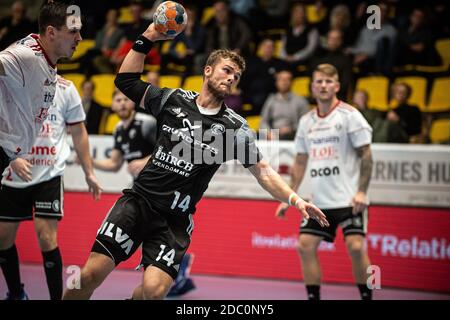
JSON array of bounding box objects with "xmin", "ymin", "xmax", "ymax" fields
[
  {"xmin": 167, "ymin": 253, "xmax": 196, "ymax": 297},
  {"xmin": 4, "ymin": 283, "xmax": 29, "ymax": 300}
]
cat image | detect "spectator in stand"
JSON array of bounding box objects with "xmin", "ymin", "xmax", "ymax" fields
[
  {"xmin": 160, "ymin": 4, "xmax": 205, "ymax": 77},
  {"xmin": 280, "ymin": 2, "xmax": 320, "ymax": 75},
  {"xmin": 387, "ymin": 83, "xmax": 423, "ymax": 143},
  {"xmin": 347, "ymin": 2, "xmax": 397, "ymax": 75},
  {"xmin": 111, "ymin": 0, "xmax": 159, "ymax": 70},
  {"xmin": 81, "ymin": 8, "xmax": 125, "ymax": 75},
  {"xmin": 204, "ymin": 0, "xmax": 253, "ymax": 57},
  {"xmin": 81, "ymin": 79, "xmax": 109, "ymax": 135},
  {"xmin": 239, "ymin": 38, "xmax": 289, "ymax": 115},
  {"xmin": 0, "ymin": 1, "xmax": 35, "ymax": 50},
  {"xmin": 395, "ymin": 7, "xmax": 441, "ymax": 67},
  {"xmin": 260, "ymin": 69, "xmax": 309, "ymax": 140},
  {"xmin": 309, "ymin": 29, "xmax": 352, "ymax": 100}
]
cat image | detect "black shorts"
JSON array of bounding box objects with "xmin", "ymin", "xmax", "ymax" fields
[
  {"xmin": 0, "ymin": 147, "xmax": 10, "ymax": 180},
  {"xmin": 299, "ymin": 207, "xmax": 368, "ymax": 242},
  {"xmin": 92, "ymin": 190, "xmax": 193, "ymax": 280},
  {"xmin": 0, "ymin": 176, "xmax": 63, "ymax": 222}
]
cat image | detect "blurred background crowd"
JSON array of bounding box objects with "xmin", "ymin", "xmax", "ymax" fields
[{"xmin": 1, "ymin": 0, "xmax": 449, "ymax": 144}]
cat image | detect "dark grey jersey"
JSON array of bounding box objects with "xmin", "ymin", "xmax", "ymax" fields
[{"xmin": 131, "ymin": 86, "xmax": 262, "ymax": 215}]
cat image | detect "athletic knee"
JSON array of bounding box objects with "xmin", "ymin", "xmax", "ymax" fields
[
  {"xmin": 36, "ymin": 229, "xmax": 57, "ymax": 251},
  {"xmin": 346, "ymin": 239, "xmax": 366, "ymax": 258},
  {"xmin": 297, "ymin": 237, "xmax": 318, "ymax": 256},
  {"xmin": 80, "ymin": 268, "xmax": 104, "ymax": 291},
  {"xmin": 142, "ymin": 279, "xmax": 171, "ymax": 300}
]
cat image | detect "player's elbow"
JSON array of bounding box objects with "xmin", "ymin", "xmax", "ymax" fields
[{"xmin": 114, "ymin": 73, "xmax": 149, "ymax": 104}]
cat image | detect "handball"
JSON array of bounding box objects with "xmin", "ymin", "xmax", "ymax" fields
[{"xmin": 153, "ymin": 1, "xmax": 188, "ymax": 37}]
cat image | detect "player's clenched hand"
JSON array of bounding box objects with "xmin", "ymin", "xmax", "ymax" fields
[
  {"xmin": 351, "ymin": 191, "xmax": 368, "ymax": 215},
  {"xmin": 275, "ymin": 202, "xmax": 289, "ymax": 219},
  {"xmin": 295, "ymin": 199, "xmax": 329, "ymax": 228},
  {"xmin": 10, "ymin": 157, "xmax": 32, "ymax": 182},
  {"xmin": 85, "ymin": 173, "xmax": 102, "ymax": 200}
]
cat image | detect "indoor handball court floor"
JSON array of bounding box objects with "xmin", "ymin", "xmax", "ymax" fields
[{"xmin": 1, "ymin": 263, "xmax": 449, "ymax": 300}]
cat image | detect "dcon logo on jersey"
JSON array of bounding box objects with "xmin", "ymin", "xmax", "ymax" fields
[
  {"xmin": 211, "ymin": 123, "xmax": 225, "ymax": 135},
  {"xmin": 311, "ymin": 166, "xmax": 340, "ymax": 177}
]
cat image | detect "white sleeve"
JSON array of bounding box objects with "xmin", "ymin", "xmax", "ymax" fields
[
  {"xmin": 294, "ymin": 116, "xmax": 308, "ymax": 154},
  {"xmin": 63, "ymin": 82, "xmax": 86, "ymax": 124},
  {"xmin": 348, "ymin": 110, "xmax": 372, "ymax": 148},
  {"xmin": 0, "ymin": 46, "xmax": 36, "ymax": 88}
]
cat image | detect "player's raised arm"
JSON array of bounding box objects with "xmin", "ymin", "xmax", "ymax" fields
[
  {"xmin": 248, "ymin": 159, "xmax": 329, "ymax": 227},
  {"xmin": 114, "ymin": 23, "xmax": 175, "ymax": 109}
]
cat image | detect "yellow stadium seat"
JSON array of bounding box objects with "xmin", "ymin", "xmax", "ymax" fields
[
  {"xmin": 160, "ymin": 75, "xmax": 182, "ymax": 88},
  {"xmin": 118, "ymin": 6, "xmax": 134, "ymax": 24},
  {"xmin": 392, "ymin": 76, "xmax": 427, "ymax": 111},
  {"xmin": 292, "ymin": 77, "xmax": 310, "ymax": 97},
  {"xmin": 91, "ymin": 74, "xmax": 116, "ymax": 107},
  {"xmin": 246, "ymin": 115, "xmax": 261, "ymax": 131},
  {"xmin": 103, "ymin": 113, "xmax": 121, "ymax": 135},
  {"xmin": 201, "ymin": 7, "xmax": 215, "ymax": 25},
  {"xmin": 436, "ymin": 38, "xmax": 450, "ymax": 70},
  {"xmin": 71, "ymin": 39, "xmax": 95, "ymax": 60},
  {"xmin": 62, "ymin": 73, "xmax": 85, "ymax": 96},
  {"xmin": 414, "ymin": 38, "xmax": 450, "ymax": 73},
  {"xmin": 356, "ymin": 76, "xmax": 389, "ymax": 111},
  {"xmin": 429, "ymin": 118, "xmax": 450, "ymax": 143},
  {"xmin": 306, "ymin": 4, "xmax": 327, "ymax": 24},
  {"xmin": 183, "ymin": 75, "xmax": 203, "ymax": 92},
  {"xmin": 427, "ymin": 77, "xmax": 450, "ymax": 113}
]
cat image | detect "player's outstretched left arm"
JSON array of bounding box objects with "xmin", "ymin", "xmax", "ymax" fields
[
  {"xmin": 70, "ymin": 122, "xmax": 102, "ymax": 200},
  {"xmin": 248, "ymin": 160, "xmax": 329, "ymax": 227}
]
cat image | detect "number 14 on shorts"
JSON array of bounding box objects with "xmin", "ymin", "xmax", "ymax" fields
[{"xmin": 156, "ymin": 244, "xmax": 175, "ymax": 267}]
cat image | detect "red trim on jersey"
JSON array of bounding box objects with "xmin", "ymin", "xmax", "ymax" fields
[
  {"xmin": 30, "ymin": 34, "xmax": 56, "ymax": 69},
  {"xmin": 316, "ymin": 99, "xmax": 340, "ymax": 118}
]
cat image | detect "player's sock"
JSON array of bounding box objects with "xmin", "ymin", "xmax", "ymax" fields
[
  {"xmin": 357, "ymin": 283, "xmax": 372, "ymax": 300},
  {"xmin": 0, "ymin": 244, "xmax": 23, "ymax": 298},
  {"xmin": 42, "ymin": 247, "xmax": 63, "ymax": 300},
  {"xmin": 306, "ymin": 285, "xmax": 321, "ymax": 300}
]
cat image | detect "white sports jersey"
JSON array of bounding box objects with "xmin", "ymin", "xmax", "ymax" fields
[
  {"xmin": 295, "ymin": 101, "xmax": 372, "ymax": 209},
  {"xmin": 1, "ymin": 76, "xmax": 85, "ymax": 188},
  {"xmin": 0, "ymin": 34, "xmax": 57, "ymax": 159}
]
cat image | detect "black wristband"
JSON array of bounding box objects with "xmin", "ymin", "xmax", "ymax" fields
[{"xmin": 132, "ymin": 35, "xmax": 153, "ymax": 54}]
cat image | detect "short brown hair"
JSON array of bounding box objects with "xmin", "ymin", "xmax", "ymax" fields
[
  {"xmin": 38, "ymin": 1, "xmax": 73, "ymax": 34},
  {"xmin": 205, "ymin": 49, "xmax": 246, "ymax": 72},
  {"xmin": 313, "ymin": 63, "xmax": 339, "ymax": 81}
]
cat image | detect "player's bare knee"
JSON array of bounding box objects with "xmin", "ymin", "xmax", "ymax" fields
[
  {"xmin": 80, "ymin": 268, "xmax": 104, "ymax": 291},
  {"xmin": 346, "ymin": 239, "xmax": 365, "ymax": 258},
  {"xmin": 142, "ymin": 280, "xmax": 170, "ymax": 300},
  {"xmin": 297, "ymin": 238, "xmax": 317, "ymax": 256},
  {"xmin": 36, "ymin": 230, "xmax": 57, "ymax": 251}
]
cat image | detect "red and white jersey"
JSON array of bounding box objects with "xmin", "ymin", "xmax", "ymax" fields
[
  {"xmin": 0, "ymin": 34, "xmax": 57, "ymax": 159},
  {"xmin": 2, "ymin": 76, "xmax": 85, "ymax": 188},
  {"xmin": 295, "ymin": 100, "xmax": 372, "ymax": 209}
]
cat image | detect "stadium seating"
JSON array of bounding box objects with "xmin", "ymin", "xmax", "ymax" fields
[
  {"xmin": 292, "ymin": 77, "xmax": 310, "ymax": 97},
  {"xmin": 102, "ymin": 113, "xmax": 121, "ymax": 135},
  {"xmin": 183, "ymin": 75, "xmax": 203, "ymax": 92},
  {"xmin": 62, "ymin": 73, "xmax": 85, "ymax": 96},
  {"xmin": 429, "ymin": 118, "xmax": 450, "ymax": 143},
  {"xmin": 246, "ymin": 115, "xmax": 261, "ymax": 131},
  {"xmin": 356, "ymin": 76, "xmax": 389, "ymax": 111},
  {"xmin": 160, "ymin": 75, "xmax": 182, "ymax": 88},
  {"xmin": 427, "ymin": 77, "xmax": 450, "ymax": 113},
  {"xmin": 91, "ymin": 74, "xmax": 116, "ymax": 107}
]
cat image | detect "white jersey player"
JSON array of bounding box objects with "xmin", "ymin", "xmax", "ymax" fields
[
  {"xmin": 0, "ymin": 75, "xmax": 102, "ymax": 301},
  {"xmin": 275, "ymin": 64, "xmax": 374, "ymax": 300},
  {"xmin": 0, "ymin": 1, "xmax": 82, "ymax": 177}
]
